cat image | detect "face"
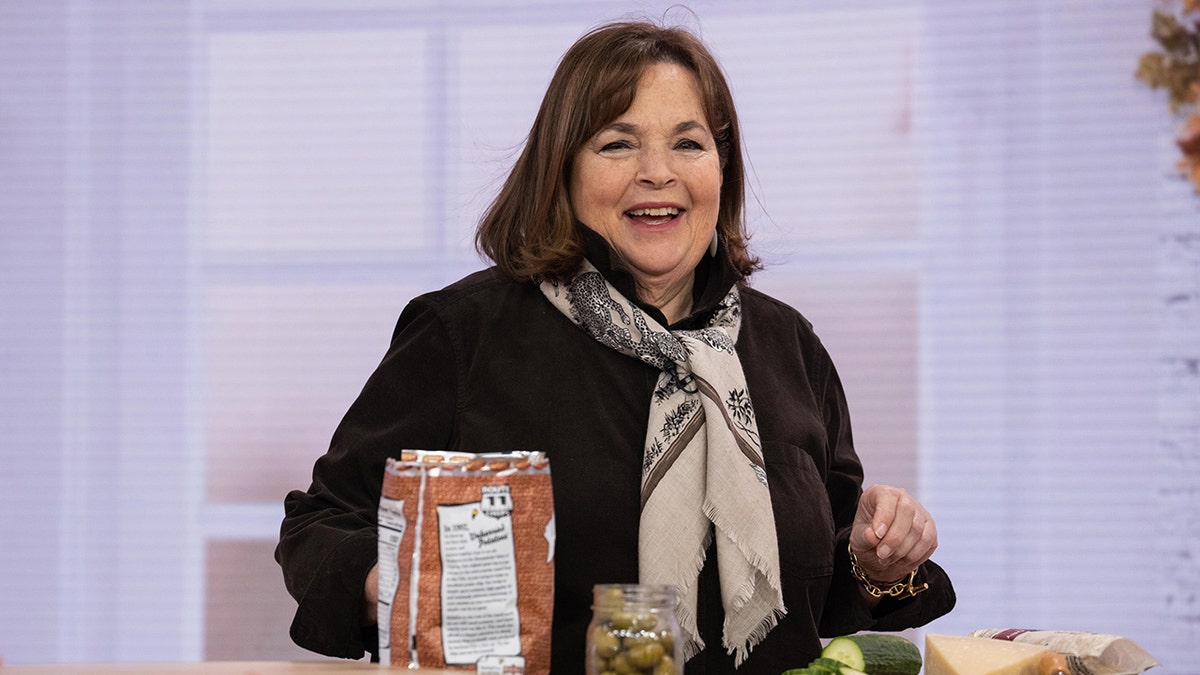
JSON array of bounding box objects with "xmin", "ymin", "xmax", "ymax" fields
[{"xmin": 570, "ymin": 62, "xmax": 723, "ymax": 299}]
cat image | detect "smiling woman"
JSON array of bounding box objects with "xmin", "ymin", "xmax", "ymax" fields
[
  {"xmin": 276, "ymin": 19, "xmax": 955, "ymax": 675},
  {"xmin": 472, "ymin": 21, "xmax": 755, "ymax": 287},
  {"xmin": 570, "ymin": 62, "xmax": 724, "ymax": 322}
]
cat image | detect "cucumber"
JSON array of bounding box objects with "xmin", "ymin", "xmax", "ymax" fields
[
  {"xmin": 820, "ymin": 634, "xmax": 922, "ymax": 675},
  {"xmin": 839, "ymin": 668, "xmax": 869, "ymax": 675},
  {"xmin": 809, "ymin": 657, "xmax": 852, "ymax": 673},
  {"xmin": 821, "ymin": 638, "xmax": 867, "ymax": 671}
]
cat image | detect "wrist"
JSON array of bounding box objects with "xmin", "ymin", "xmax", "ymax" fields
[{"xmin": 848, "ymin": 543, "xmax": 929, "ymax": 599}]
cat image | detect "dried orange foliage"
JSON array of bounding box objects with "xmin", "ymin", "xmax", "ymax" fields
[
  {"xmin": 1178, "ymin": 113, "xmax": 1200, "ymax": 190},
  {"xmin": 1137, "ymin": 3, "xmax": 1200, "ymax": 193}
]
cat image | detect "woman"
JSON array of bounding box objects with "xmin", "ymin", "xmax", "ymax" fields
[{"xmin": 276, "ymin": 20, "xmax": 954, "ymax": 674}]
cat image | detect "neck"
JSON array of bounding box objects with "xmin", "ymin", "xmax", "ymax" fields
[{"xmin": 636, "ymin": 273, "xmax": 695, "ymax": 325}]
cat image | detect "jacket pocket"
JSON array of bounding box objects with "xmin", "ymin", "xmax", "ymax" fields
[{"xmin": 763, "ymin": 440, "xmax": 836, "ymax": 580}]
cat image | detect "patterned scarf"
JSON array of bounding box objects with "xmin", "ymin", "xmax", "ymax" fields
[{"xmin": 540, "ymin": 260, "xmax": 785, "ymax": 665}]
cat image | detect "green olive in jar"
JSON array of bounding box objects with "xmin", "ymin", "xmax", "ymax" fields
[
  {"xmin": 609, "ymin": 611, "xmax": 637, "ymax": 630},
  {"xmin": 609, "ymin": 653, "xmax": 636, "ymax": 675},
  {"xmin": 626, "ymin": 641, "xmax": 665, "ymax": 669},
  {"xmin": 602, "ymin": 586, "xmax": 625, "ymax": 600},
  {"xmin": 620, "ymin": 632, "xmax": 651, "ymax": 648},
  {"xmin": 631, "ymin": 612, "xmax": 657, "ymax": 631},
  {"xmin": 657, "ymin": 629, "xmax": 674, "ymax": 654},
  {"xmin": 587, "ymin": 585, "xmax": 681, "ymax": 675},
  {"xmin": 591, "ymin": 626, "xmax": 621, "ymax": 658}
]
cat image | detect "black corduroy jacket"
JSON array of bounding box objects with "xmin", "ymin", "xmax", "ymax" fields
[{"xmin": 276, "ymin": 233, "xmax": 955, "ymax": 673}]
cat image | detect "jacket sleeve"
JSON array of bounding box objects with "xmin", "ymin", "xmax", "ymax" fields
[
  {"xmin": 815, "ymin": 349, "xmax": 956, "ymax": 638},
  {"xmin": 274, "ymin": 299, "xmax": 458, "ymax": 659}
]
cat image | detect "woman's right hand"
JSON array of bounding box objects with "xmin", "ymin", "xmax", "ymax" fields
[
  {"xmin": 849, "ymin": 484, "xmax": 938, "ymax": 582},
  {"xmin": 364, "ymin": 563, "xmax": 379, "ymax": 624}
]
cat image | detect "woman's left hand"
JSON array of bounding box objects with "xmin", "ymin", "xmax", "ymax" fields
[{"xmin": 849, "ymin": 484, "xmax": 938, "ymax": 583}]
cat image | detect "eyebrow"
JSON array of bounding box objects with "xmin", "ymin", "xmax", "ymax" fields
[{"xmin": 601, "ymin": 120, "xmax": 709, "ymax": 135}]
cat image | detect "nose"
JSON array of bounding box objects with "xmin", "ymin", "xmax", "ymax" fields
[{"xmin": 637, "ymin": 146, "xmax": 675, "ymax": 188}]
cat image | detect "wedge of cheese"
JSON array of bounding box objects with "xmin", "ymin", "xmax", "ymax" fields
[{"xmin": 924, "ymin": 634, "xmax": 1050, "ymax": 675}]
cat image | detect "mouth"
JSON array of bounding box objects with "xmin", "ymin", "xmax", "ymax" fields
[{"xmin": 625, "ymin": 206, "xmax": 683, "ymax": 227}]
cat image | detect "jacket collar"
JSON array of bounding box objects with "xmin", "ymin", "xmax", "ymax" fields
[{"xmin": 577, "ymin": 225, "xmax": 743, "ymax": 330}]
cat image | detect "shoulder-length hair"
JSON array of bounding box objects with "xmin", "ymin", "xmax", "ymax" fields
[{"xmin": 474, "ymin": 20, "xmax": 760, "ymax": 283}]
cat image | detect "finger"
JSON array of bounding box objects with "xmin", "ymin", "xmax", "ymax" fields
[
  {"xmin": 884, "ymin": 495, "xmax": 926, "ymax": 557},
  {"xmin": 887, "ymin": 516, "xmax": 924, "ymax": 564},
  {"xmin": 851, "ymin": 522, "xmax": 879, "ymax": 552},
  {"xmin": 877, "ymin": 513, "xmax": 913, "ymax": 562},
  {"xmin": 874, "ymin": 489, "xmax": 916, "ymax": 560},
  {"xmin": 851, "ymin": 486, "xmax": 884, "ymax": 550},
  {"xmin": 892, "ymin": 518, "xmax": 937, "ymax": 571},
  {"xmin": 911, "ymin": 518, "xmax": 938, "ymax": 564},
  {"xmin": 860, "ymin": 517, "xmax": 939, "ymax": 582},
  {"xmin": 864, "ymin": 485, "xmax": 900, "ymax": 541}
]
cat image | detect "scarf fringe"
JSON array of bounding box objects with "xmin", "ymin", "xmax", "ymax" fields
[
  {"xmin": 727, "ymin": 604, "xmax": 787, "ymax": 667},
  {"xmin": 665, "ymin": 529, "xmax": 713, "ymax": 660},
  {"xmin": 705, "ymin": 502, "xmax": 784, "ymax": 595},
  {"xmin": 708, "ymin": 506, "xmax": 786, "ymax": 663}
]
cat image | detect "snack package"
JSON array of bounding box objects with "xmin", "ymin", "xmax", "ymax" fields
[
  {"xmin": 377, "ymin": 450, "xmax": 555, "ymax": 674},
  {"xmin": 969, "ymin": 629, "xmax": 1160, "ymax": 675}
]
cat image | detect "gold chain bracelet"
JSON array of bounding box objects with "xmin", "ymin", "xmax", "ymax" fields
[{"xmin": 848, "ymin": 543, "xmax": 929, "ymax": 599}]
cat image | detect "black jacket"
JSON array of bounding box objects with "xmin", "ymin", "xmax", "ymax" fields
[{"xmin": 276, "ymin": 233, "xmax": 955, "ymax": 673}]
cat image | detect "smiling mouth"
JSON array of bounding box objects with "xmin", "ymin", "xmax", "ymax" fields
[{"xmin": 625, "ymin": 206, "xmax": 682, "ymax": 226}]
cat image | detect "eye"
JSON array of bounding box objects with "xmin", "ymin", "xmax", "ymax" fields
[
  {"xmin": 599, "ymin": 139, "xmax": 633, "ymax": 152},
  {"xmin": 675, "ymin": 138, "xmax": 705, "ymax": 151}
]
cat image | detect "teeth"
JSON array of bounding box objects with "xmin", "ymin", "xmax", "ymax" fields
[{"xmin": 628, "ymin": 207, "xmax": 680, "ymax": 217}]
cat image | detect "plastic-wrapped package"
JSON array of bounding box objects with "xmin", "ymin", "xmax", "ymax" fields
[
  {"xmin": 378, "ymin": 451, "xmax": 555, "ymax": 674},
  {"xmin": 970, "ymin": 629, "xmax": 1160, "ymax": 675}
]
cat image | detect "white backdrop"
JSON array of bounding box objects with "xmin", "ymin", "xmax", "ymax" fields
[{"xmin": 1, "ymin": 0, "xmax": 1195, "ymax": 670}]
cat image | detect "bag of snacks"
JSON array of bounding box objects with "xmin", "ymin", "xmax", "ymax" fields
[
  {"xmin": 969, "ymin": 629, "xmax": 1160, "ymax": 675},
  {"xmin": 377, "ymin": 450, "xmax": 555, "ymax": 673}
]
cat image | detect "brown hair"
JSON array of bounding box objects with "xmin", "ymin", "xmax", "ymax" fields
[{"xmin": 474, "ymin": 20, "xmax": 760, "ymax": 283}]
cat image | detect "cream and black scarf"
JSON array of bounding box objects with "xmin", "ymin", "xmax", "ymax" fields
[{"xmin": 540, "ymin": 259, "xmax": 785, "ymax": 665}]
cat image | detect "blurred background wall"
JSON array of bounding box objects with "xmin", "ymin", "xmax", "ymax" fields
[{"xmin": 1, "ymin": 0, "xmax": 1196, "ymax": 670}]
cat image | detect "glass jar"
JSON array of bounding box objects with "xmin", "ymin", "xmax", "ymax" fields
[{"xmin": 585, "ymin": 584, "xmax": 683, "ymax": 675}]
